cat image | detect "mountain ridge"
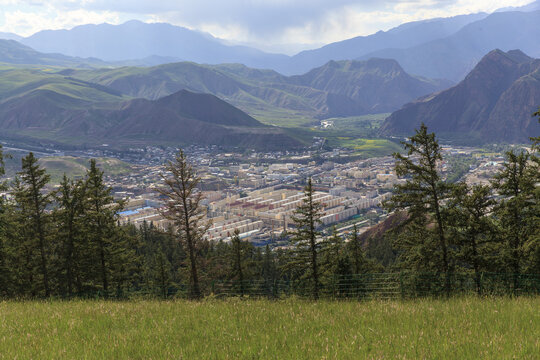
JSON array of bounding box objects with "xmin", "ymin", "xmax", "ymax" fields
[
  {"xmin": 20, "ymin": 20, "xmax": 290, "ymax": 71},
  {"xmin": 70, "ymin": 58, "xmax": 451, "ymax": 120},
  {"xmin": 380, "ymin": 49, "xmax": 540, "ymax": 143},
  {"xmin": 0, "ymin": 87, "xmax": 301, "ymax": 150},
  {"xmin": 358, "ymin": 11, "xmax": 540, "ymax": 81}
]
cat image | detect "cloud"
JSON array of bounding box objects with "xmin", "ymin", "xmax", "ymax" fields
[
  {"xmin": 0, "ymin": 0, "xmax": 534, "ymax": 49},
  {"xmin": 0, "ymin": 8, "xmax": 122, "ymax": 36}
]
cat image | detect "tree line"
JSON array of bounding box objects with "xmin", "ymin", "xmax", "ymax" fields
[{"xmin": 0, "ymin": 112, "xmax": 538, "ymax": 299}]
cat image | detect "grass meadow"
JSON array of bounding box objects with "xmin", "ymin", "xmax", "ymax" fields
[{"xmin": 0, "ymin": 297, "xmax": 538, "ymax": 359}]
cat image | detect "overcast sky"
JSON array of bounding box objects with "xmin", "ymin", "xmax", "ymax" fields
[{"xmin": 0, "ymin": 0, "xmax": 534, "ymax": 53}]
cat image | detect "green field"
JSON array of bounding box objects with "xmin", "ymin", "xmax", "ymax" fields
[
  {"xmin": 4, "ymin": 154, "xmax": 134, "ymax": 183},
  {"xmin": 37, "ymin": 156, "xmax": 134, "ymax": 183},
  {"xmin": 0, "ymin": 297, "xmax": 538, "ymax": 359}
]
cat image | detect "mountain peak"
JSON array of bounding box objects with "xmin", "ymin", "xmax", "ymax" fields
[
  {"xmin": 483, "ymin": 49, "xmax": 532, "ymax": 64},
  {"xmin": 380, "ymin": 49, "xmax": 540, "ymax": 143},
  {"xmin": 506, "ymin": 49, "xmax": 533, "ymax": 63},
  {"xmin": 364, "ymin": 57, "xmax": 404, "ymax": 72},
  {"xmin": 122, "ymin": 19, "xmax": 145, "ymax": 26}
]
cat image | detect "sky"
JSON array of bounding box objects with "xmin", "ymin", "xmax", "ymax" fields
[{"xmin": 0, "ymin": 0, "xmax": 534, "ymax": 54}]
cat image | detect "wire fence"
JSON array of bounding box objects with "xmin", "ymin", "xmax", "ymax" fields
[{"xmin": 158, "ymin": 273, "xmax": 540, "ymax": 300}]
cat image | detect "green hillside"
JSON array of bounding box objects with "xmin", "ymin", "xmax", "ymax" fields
[
  {"xmin": 37, "ymin": 156, "xmax": 134, "ymax": 183},
  {"xmin": 0, "ymin": 68, "xmax": 126, "ymax": 104},
  {"xmin": 0, "ymin": 60, "xmax": 424, "ymax": 154},
  {"xmin": 4, "ymin": 154, "xmax": 133, "ymax": 184},
  {"xmin": 0, "ymin": 39, "xmax": 110, "ymax": 68},
  {"xmin": 68, "ymin": 59, "xmax": 450, "ymax": 121}
]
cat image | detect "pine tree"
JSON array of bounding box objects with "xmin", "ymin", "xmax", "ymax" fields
[
  {"xmin": 448, "ymin": 183, "xmax": 497, "ymax": 295},
  {"xmin": 230, "ymin": 229, "xmax": 246, "ymax": 296},
  {"xmin": 13, "ymin": 152, "xmax": 52, "ymax": 297},
  {"xmin": 158, "ymin": 150, "xmax": 209, "ymax": 299},
  {"xmin": 348, "ymin": 224, "xmax": 367, "ymax": 274},
  {"xmin": 154, "ymin": 249, "xmax": 172, "ymax": 298},
  {"xmin": 492, "ymin": 150, "xmax": 537, "ymax": 291},
  {"xmin": 53, "ymin": 175, "xmax": 86, "ymax": 297},
  {"xmin": 321, "ymin": 227, "xmax": 343, "ymax": 276},
  {"xmin": 108, "ymin": 226, "xmax": 139, "ymax": 298},
  {"xmin": 532, "ymin": 108, "xmax": 540, "ymax": 149},
  {"xmin": 261, "ymin": 244, "xmax": 276, "ymax": 297},
  {"xmin": 0, "ymin": 145, "xmax": 12, "ymax": 296},
  {"xmin": 526, "ymin": 109, "xmax": 540, "ymax": 273},
  {"xmin": 385, "ymin": 124, "xmax": 455, "ymax": 296},
  {"xmin": 84, "ymin": 159, "xmax": 124, "ymax": 296},
  {"xmin": 289, "ymin": 178, "xmax": 324, "ymax": 299},
  {"xmin": 138, "ymin": 222, "xmax": 175, "ymax": 298}
]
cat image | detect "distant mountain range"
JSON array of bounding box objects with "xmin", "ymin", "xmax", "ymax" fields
[
  {"xmin": 18, "ymin": 20, "xmax": 289, "ymax": 71},
  {"xmin": 358, "ymin": 11, "xmax": 540, "ymax": 81},
  {"xmin": 0, "ymin": 39, "xmax": 109, "ymax": 68},
  {"xmin": 380, "ymin": 50, "xmax": 540, "ymax": 144},
  {"xmin": 0, "ymin": 56, "xmax": 449, "ymax": 148},
  {"xmin": 0, "ymin": 32, "xmax": 22, "ymax": 41},
  {"xmin": 1, "ymin": 47, "xmax": 537, "ymax": 147},
  {"xmin": 286, "ymin": 12, "xmax": 489, "ymax": 76},
  {"xmin": 67, "ymin": 58, "xmax": 450, "ymax": 120},
  {"xmin": 0, "ymin": 5, "xmax": 537, "ymax": 81},
  {"xmin": 1, "ymin": 5, "xmax": 539, "ymax": 147}
]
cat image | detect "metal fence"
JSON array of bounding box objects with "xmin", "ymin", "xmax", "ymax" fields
[{"xmin": 188, "ymin": 273, "xmax": 540, "ymax": 300}]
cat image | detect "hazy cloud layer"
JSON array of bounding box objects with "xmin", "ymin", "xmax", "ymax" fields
[{"xmin": 0, "ymin": 0, "xmax": 533, "ymax": 52}]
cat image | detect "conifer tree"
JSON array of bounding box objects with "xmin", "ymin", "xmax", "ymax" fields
[
  {"xmin": 139, "ymin": 222, "xmax": 174, "ymax": 298},
  {"xmin": 53, "ymin": 175, "xmax": 86, "ymax": 296},
  {"xmin": 289, "ymin": 178, "xmax": 324, "ymax": 299},
  {"xmin": 230, "ymin": 229, "xmax": 246, "ymax": 296},
  {"xmin": 532, "ymin": 108, "xmax": 540, "ymax": 149},
  {"xmin": 158, "ymin": 150, "xmax": 209, "ymax": 299},
  {"xmin": 348, "ymin": 224, "xmax": 367, "ymax": 274},
  {"xmin": 84, "ymin": 159, "xmax": 123, "ymax": 295},
  {"xmin": 0, "ymin": 145, "xmax": 11, "ymax": 296},
  {"xmin": 13, "ymin": 152, "xmax": 52, "ymax": 297},
  {"xmin": 385, "ymin": 124, "xmax": 455, "ymax": 296},
  {"xmin": 527, "ymin": 109, "xmax": 540, "ymax": 272},
  {"xmin": 153, "ymin": 249, "xmax": 171, "ymax": 298},
  {"xmin": 448, "ymin": 184, "xmax": 497, "ymax": 295},
  {"xmin": 491, "ymin": 150, "xmax": 537, "ymax": 291},
  {"xmin": 261, "ymin": 244, "xmax": 276, "ymax": 297},
  {"xmin": 321, "ymin": 227, "xmax": 343, "ymax": 275}
]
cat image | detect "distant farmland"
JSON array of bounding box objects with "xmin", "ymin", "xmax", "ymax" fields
[{"xmin": 0, "ymin": 297, "xmax": 538, "ymax": 359}]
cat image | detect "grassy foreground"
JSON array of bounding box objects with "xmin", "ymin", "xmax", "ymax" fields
[{"xmin": 0, "ymin": 297, "xmax": 538, "ymax": 359}]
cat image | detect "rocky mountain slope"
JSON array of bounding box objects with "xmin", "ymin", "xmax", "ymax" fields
[
  {"xmin": 380, "ymin": 50, "xmax": 540, "ymax": 143},
  {"xmin": 359, "ymin": 11, "xmax": 540, "ymax": 81}
]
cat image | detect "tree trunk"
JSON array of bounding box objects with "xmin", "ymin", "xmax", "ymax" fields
[
  {"xmin": 99, "ymin": 240, "xmax": 108, "ymax": 294},
  {"xmin": 187, "ymin": 237, "xmax": 200, "ymax": 298},
  {"xmin": 310, "ymin": 234, "xmax": 319, "ymax": 300}
]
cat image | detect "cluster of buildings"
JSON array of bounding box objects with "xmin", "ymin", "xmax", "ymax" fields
[{"xmin": 98, "ymin": 144, "xmax": 513, "ymax": 244}]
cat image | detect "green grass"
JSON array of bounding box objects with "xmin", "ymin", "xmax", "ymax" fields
[
  {"xmin": 38, "ymin": 156, "xmax": 134, "ymax": 183},
  {"xmin": 0, "ymin": 297, "xmax": 538, "ymax": 359},
  {"xmin": 324, "ymin": 113, "xmax": 390, "ymax": 129},
  {"xmin": 4, "ymin": 155, "xmax": 134, "ymax": 183},
  {"xmin": 0, "ymin": 68, "xmax": 126, "ymax": 104}
]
